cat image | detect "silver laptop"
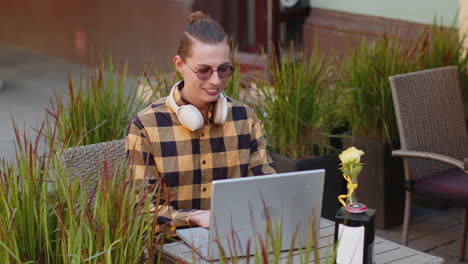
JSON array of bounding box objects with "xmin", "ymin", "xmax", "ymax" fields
[{"xmin": 176, "ymin": 169, "xmax": 325, "ymax": 260}]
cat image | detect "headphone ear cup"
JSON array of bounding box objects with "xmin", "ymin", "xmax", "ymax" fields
[
  {"xmin": 178, "ymin": 105, "xmax": 204, "ymax": 131},
  {"xmin": 167, "ymin": 82, "xmax": 204, "ymax": 131},
  {"xmin": 213, "ymin": 96, "xmax": 228, "ymax": 124}
]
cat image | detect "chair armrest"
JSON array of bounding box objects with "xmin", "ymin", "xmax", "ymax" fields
[
  {"xmin": 465, "ymin": 158, "xmax": 468, "ymax": 171},
  {"xmin": 392, "ymin": 149, "xmax": 465, "ymax": 171}
]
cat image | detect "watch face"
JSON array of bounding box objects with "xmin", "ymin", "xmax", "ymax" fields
[{"xmin": 280, "ymin": 0, "xmax": 299, "ymax": 8}]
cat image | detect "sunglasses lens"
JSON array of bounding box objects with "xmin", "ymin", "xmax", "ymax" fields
[
  {"xmin": 196, "ymin": 68, "xmax": 212, "ymax": 81},
  {"xmin": 192, "ymin": 66, "xmax": 234, "ymax": 81},
  {"xmin": 218, "ymin": 66, "xmax": 233, "ymax": 79}
]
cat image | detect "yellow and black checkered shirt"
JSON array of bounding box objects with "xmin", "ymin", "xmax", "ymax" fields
[{"xmin": 126, "ymin": 83, "xmax": 276, "ymax": 227}]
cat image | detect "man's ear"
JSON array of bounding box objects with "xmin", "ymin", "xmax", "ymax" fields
[{"xmin": 174, "ymin": 55, "xmax": 184, "ymax": 75}]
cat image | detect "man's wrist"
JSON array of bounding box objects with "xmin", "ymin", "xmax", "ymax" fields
[{"xmin": 188, "ymin": 209, "xmax": 199, "ymax": 225}]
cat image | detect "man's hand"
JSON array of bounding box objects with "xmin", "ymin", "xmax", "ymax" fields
[{"xmin": 189, "ymin": 210, "xmax": 210, "ymax": 228}]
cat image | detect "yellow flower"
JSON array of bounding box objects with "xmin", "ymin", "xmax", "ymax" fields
[
  {"xmin": 338, "ymin": 147, "xmax": 365, "ymax": 206},
  {"xmin": 339, "ymin": 147, "xmax": 365, "ymax": 164}
]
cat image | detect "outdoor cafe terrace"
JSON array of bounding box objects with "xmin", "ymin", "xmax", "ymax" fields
[{"xmin": 0, "ymin": 42, "xmax": 466, "ymax": 263}]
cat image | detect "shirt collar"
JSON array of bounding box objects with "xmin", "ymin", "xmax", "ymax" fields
[
  {"xmin": 173, "ymin": 81, "xmax": 189, "ymax": 107},
  {"xmin": 172, "ymin": 81, "xmax": 215, "ymax": 123}
]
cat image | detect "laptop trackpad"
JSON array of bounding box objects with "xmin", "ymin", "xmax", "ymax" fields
[{"xmin": 177, "ymin": 227, "xmax": 210, "ymax": 258}]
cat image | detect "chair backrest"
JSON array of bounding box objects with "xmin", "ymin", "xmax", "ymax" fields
[
  {"xmin": 61, "ymin": 139, "xmax": 127, "ymax": 195},
  {"xmin": 268, "ymin": 152, "xmax": 298, "ymax": 173},
  {"xmin": 389, "ymin": 66, "xmax": 467, "ymax": 180}
]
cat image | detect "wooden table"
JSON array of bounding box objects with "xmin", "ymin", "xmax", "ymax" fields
[{"xmin": 161, "ymin": 219, "xmax": 444, "ymax": 263}]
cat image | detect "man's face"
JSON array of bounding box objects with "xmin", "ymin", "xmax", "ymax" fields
[{"xmin": 175, "ymin": 39, "xmax": 231, "ymax": 109}]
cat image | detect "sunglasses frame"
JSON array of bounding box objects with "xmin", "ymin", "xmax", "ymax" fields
[{"xmin": 185, "ymin": 64, "xmax": 235, "ymax": 81}]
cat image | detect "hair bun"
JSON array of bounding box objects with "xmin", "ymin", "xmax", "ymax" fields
[{"xmin": 187, "ymin": 11, "xmax": 210, "ymax": 23}]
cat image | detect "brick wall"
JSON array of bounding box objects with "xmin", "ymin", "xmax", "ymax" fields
[
  {"xmin": 303, "ymin": 8, "xmax": 430, "ymax": 59},
  {"xmin": 0, "ymin": 0, "xmax": 194, "ymax": 74}
]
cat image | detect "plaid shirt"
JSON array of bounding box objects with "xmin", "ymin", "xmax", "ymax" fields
[{"xmin": 126, "ymin": 83, "xmax": 276, "ymax": 227}]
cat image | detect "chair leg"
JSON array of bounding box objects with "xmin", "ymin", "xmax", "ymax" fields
[
  {"xmin": 401, "ymin": 191, "xmax": 412, "ymax": 246},
  {"xmin": 401, "ymin": 160, "xmax": 412, "ymax": 246},
  {"xmin": 459, "ymin": 208, "xmax": 467, "ymax": 262}
]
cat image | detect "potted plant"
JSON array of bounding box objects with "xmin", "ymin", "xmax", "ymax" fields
[
  {"xmin": 255, "ymin": 47, "xmax": 347, "ymax": 220},
  {"xmin": 0, "ymin": 118, "xmax": 162, "ymax": 262},
  {"xmin": 339, "ymin": 20, "xmax": 468, "ymax": 228},
  {"xmin": 48, "ymin": 59, "xmax": 144, "ymax": 148}
]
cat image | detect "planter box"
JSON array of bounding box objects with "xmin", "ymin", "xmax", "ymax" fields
[
  {"xmin": 342, "ymin": 136, "xmax": 405, "ymax": 229},
  {"xmin": 296, "ymin": 154, "xmax": 345, "ymax": 221},
  {"xmin": 269, "ymin": 152, "xmax": 345, "ymax": 221}
]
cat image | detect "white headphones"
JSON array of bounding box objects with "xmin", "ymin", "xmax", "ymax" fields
[{"xmin": 167, "ymin": 81, "xmax": 228, "ymax": 131}]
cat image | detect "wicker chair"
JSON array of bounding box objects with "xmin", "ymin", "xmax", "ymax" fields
[
  {"xmin": 389, "ymin": 66, "xmax": 468, "ymax": 261},
  {"xmin": 61, "ymin": 139, "xmax": 127, "ymax": 195}
]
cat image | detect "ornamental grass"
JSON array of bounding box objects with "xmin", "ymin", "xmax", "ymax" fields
[
  {"xmin": 340, "ymin": 19, "xmax": 468, "ymax": 144},
  {"xmin": 49, "ymin": 59, "xmax": 145, "ymax": 148},
  {"xmin": 0, "ymin": 119, "xmax": 162, "ymax": 263},
  {"xmin": 256, "ymin": 46, "xmax": 343, "ymax": 159}
]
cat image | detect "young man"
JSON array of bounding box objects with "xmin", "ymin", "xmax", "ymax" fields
[{"xmin": 126, "ymin": 11, "xmax": 276, "ymax": 230}]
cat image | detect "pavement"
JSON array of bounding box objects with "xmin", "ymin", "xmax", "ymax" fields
[
  {"xmin": 0, "ymin": 43, "xmax": 84, "ymax": 159},
  {"xmin": 0, "ymin": 43, "xmax": 142, "ymax": 160}
]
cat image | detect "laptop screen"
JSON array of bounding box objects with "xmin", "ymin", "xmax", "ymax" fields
[{"xmin": 208, "ymin": 169, "xmax": 325, "ymax": 259}]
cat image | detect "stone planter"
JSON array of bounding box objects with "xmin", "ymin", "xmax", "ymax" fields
[
  {"xmin": 296, "ymin": 154, "xmax": 344, "ymax": 221},
  {"xmin": 269, "ymin": 152, "xmax": 345, "ymax": 221},
  {"xmin": 342, "ymin": 136, "xmax": 405, "ymax": 229}
]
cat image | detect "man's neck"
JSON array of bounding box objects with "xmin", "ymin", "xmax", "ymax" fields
[{"xmin": 179, "ymin": 87, "xmax": 210, "ymax": 120}]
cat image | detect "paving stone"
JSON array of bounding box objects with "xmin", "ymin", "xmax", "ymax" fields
[
  {"xmin": 375, "ymin": 205, "xmax": 465, "ymax": 263},
  {"xmin": 408, "ymin": 224, "xmax": 459, "ymax": 251},
  {"xmin": 377, "ymin": 229, "xmax": 402, "ymax": 244},
  {"xmin": 440, "ymin": 257, "xmax": 466, "ymax": 264},
  {"xmin": 430, "ymin": 238, "xmax": 468, "ymax": 261},
  {"xmin": 411, "ymin": 206, "xmax": 444, "ymax": 221}
]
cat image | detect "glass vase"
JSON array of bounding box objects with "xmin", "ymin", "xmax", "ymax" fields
[{"xmin": 346, "ymin": 177, "xmax": 358, "ymax": 205}]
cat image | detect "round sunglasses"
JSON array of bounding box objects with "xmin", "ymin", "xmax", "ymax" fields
[{"xmin": 186, "ymin": 64, "xmax": 234, "ymax": 81}]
